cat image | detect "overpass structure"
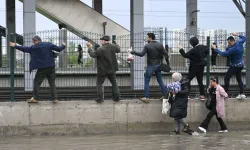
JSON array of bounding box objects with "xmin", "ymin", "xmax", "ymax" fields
[{"xmin": 2, "ymin": 0, "xmax": 250, "ymax": 91}]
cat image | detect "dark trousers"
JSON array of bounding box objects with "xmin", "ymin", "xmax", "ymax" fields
[
  {"xmin": 211, "ymin": 53, "xmax": 217, "ymax": 66},
  {"xmin": 33, "ymin": 67, "xmax": 57, "ymax": 100},
  {"xmin": 187, "ymin": 65, "xmax": 205, "ymax": 96},
  {"xmin": 200, "ymin": 104, "xmax": 227, "ymax": 130},
  {"xmin": 97, "ymin": 73, "xmax": 120, "ymax": 100},
  {"xmin": 78, "ymin": 55, "xmax": 83, "ymax": 64},
  {"xmin": 224, "ymin": 66, "xmax": 244, "ymax": 94}
]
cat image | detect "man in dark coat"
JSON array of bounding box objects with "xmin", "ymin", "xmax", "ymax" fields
[
  {"xmin": 87, "ymin": 35, "xmax": 121, "ymax": 103},
  {"xmin": 168, "ymin": 78, "xmax": 194, "ymax": 135},
  {"xmin": 9, "ymin": 35, "xmax": 66, "ymax": 103},
  {"xmin": 179, "ymin": 37, "xmax": 209, "ymax": 101}
]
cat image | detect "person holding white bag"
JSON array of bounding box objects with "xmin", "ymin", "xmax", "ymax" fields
[{"xmin": 165, "ymin": 72, "xmax": 194, "ymax": 135}]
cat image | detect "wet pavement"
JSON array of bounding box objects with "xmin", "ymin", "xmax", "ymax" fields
[{"xmin": 0, "ymin": 131, "xmax": 250, "ymax": 150}]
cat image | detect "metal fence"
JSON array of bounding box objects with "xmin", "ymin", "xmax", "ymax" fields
[{"xmin": 0, "ymin": 29, "xmax": 247, "ymax": 100}]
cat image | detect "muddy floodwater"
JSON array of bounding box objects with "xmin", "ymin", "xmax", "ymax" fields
[{"xmin": 0, "ymin": 131, "xmax": 250, "ymax": 150}]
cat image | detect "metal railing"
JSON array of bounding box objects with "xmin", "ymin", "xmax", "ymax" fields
[{"xmin": 0, "ymin": 29, "xmax": 247, "ymax": 100}]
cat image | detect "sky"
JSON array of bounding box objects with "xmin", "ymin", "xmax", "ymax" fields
[{"xmin": 0, "ymin": 0, "xmax": 246, "ymax": 34}]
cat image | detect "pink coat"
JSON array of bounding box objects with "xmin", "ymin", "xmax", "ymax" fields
[{"xmin": 207, "ymin": 84, "xmax": 228, "ymax": 118}]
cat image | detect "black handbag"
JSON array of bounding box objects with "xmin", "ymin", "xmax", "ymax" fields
[
  {"xmin": 160, "ymin": 64, "xmax": 171, "ymax": 72},
  {"xmin": 205, "ymin": 98, "xmax": 212, "ymax": 110}
]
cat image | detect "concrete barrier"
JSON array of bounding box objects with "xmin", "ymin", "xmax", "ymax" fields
[{"xmin": 0, "ymin": 99, "xmax": 249, "ymax": 136}]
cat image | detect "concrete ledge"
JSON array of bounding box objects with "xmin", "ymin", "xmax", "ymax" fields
[{"xmin": 0, "ymin": 99, "xmax": 249, "ymax": 136}]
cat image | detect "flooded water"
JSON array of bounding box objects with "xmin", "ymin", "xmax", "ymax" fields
[{"xmin": 0, "ymin": 131, "xmax": 250, "ymax": 150}]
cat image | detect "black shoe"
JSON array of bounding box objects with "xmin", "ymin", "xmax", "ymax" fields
[
  {"xmin": 182, "ymin": 125, "xmax": 194, "ymax": 135},
  {"xmin": 96, "ymin": 99, "xmax": 104, "ymax": 103},
  {"xmin": 169, "ymin": 130, "xmax": 180, "ymax": 135},
  {"xmin": 113, "ymin": 97, "xmax": 121, "ymax": 102}
]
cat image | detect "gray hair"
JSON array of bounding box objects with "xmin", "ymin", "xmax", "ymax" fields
[
  {"xmin": 172, "ymin": 72, "xmax": 182, "ymax": 82},
  {"xmin": 32, "ymin": 35, "xmax": 42, "ymax": 41}
]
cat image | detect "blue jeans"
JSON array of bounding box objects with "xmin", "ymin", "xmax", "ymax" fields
[{"xmin": 144, "ymin": 64, "xmax": 166, "ymax": 98}]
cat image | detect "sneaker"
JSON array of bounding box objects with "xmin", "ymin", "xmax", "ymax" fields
[
  {"xmin": 139, "ymin": 97, "xmax": 150, "ymax": 103},
  {"xmin": 236, "ymin": 94, "xmax": 246, "ymax": 100},
  {"xmin": 219, "ymin": 130, "xmax": 228, "ymax": 133},
  {"xmin": 200, "ymin": 96, "xmax": 206, "ymax": 101},
  {"xmin": 169, "ymin": 130, "xmax": 180, "ymax": 135},
  {"xmin": 198, "ymin": 127, "xmax": 207, "ymax": 133},
  {"xmin": 182, "ymin": 125, "xmax": 194, "ymax": 135},
  {"xmin": 96, "ymin": 99, "xmax": 104, "ymax": 103},
  {"xmin": 113, "ymin": 97, "xmax": 121, "ymax": 102},
  {"xmin": 27, "ymin": 97, "xmax": 38, "ymax": 103}
]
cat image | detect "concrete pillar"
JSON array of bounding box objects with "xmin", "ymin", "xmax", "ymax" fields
[
  {"xmin": 92, "ymin": 0, "xmax": 102, "ymax": 14},
  {"xmin": 186, "ymin": 0, "xmax": 198, "ymax": 37},
  {"xmin": 186, "ymin": 0, "xmax": 197, "ymax": 66},
  {"xmin": 130, "ymin": 0, "xmax": 144, "ymax": 90},
  {"xmin": 246, "ymin": 0, "xmax": 250, "ymax": 88},
  {"xmin": 0, "ymin": 35, "xmax": 2, "ymax": 67},
  {"xmin": 59, "ymin": 29, "xmax": 68, "ymax": 68},
  {"xmin": 23, "ymin": 0, "xmax": 36, "ymax": 91},
  {"xmin": 6, "ymin": 0, "xmax": 16, "ymax": 68}
]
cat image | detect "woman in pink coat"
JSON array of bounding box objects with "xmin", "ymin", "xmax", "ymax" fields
[{"xmin": 198, "ymin": 77, "xmax": 228, "ymax": 133}]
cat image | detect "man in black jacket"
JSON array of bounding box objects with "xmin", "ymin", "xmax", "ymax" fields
[
  {"xmin": 129, "ymin": 33, "xmax": 169, "ymax": 103},
  {"xmin": 87, "ymin": 36, "xmax": 121, "ymax": 103},
  {"xmin": 179, "ymin": 37, "xmax": 209, "ymax": 100}
]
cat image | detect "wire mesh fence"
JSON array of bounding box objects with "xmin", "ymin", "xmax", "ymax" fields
[{"xmin": 0, "ymin": 29, "xmax": 247, "ymax": 100}]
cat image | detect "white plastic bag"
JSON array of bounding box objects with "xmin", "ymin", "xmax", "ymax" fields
[
  {"xmin": 127, "ymin": 47, "xmax": 134, "ymax": 62},
  {"xmin": 162, "ymin": 98, "xmax": 171, "ymax": 115}
]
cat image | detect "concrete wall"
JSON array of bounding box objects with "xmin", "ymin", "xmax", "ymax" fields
[{"xmin": 0, "ymin": 99, "xmax": 249, "ymax": 136}]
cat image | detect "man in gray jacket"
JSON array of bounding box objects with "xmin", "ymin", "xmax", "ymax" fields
[
  {"xmin": 87, "ymin": 36, "xmax": 121, "ymax": 103},
  {"xmin": 129, "ymin": 33, "xmax": 169, "ymax": 103}
]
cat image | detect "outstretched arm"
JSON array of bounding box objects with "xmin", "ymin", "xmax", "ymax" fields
[
  {"xmin": 215, "ymin": 47, "xmax": 234, "ymax": 57},
  {"xmin": 51, "ymin": 43, "xmax": 66, "ymax": 52},
  {"xmin": 10, "ymin": 42, "xmax": 33, "ymax": 53},
  {"xmin": 131, "ymin": 46, "xmax": 147, "ymax": 57},
  {"xmin": 179, "ymin": 48, "xmax": 193, "ymax": 59}
]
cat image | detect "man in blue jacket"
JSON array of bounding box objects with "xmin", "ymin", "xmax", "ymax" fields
[
  {"xmin": 9, "ymin": 35, "xmax": 66, "ymax": 103},
  {"xmin": 212, "ymin": 33, "xmax": 246, "ymax": 99}
]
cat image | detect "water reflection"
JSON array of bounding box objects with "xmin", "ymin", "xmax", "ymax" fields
[{"xmin": 0, "ymin": 132, "xmax": 249, "ymax": 150}]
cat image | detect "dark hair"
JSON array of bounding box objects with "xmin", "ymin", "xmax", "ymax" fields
[
  {"xmin": 32, "ymin": 35, "xmax": 42, "ymax": 41},
  {"xmin": 227, "ymin": 36, "xmax": 235, "ymax": 41},
  {"xmin": 147, "ymin": 33, "xmax": 156, "ymax": 40},
  {"xmin": 212, "ymin": 42, "xmax": 218, "ymax": 48},
  {"xmin": 189, "ymin": 37, "xmax": 199, "ymax": 47},
  {"xmin": 210, "ymin": 76, "xmax": 218, "ymax": 83}
]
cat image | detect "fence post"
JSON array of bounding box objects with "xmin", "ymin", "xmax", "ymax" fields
[
  {"xmin": 206, "ymin": 36, "xmax": 211, "ymax": 98},
  {"xmin": 112, "ymin": 35, "xmax": 116, "ymax": 44},
  {"xmin": 10, "ymin": 33, "xmax": 15, "ymax": 102}
]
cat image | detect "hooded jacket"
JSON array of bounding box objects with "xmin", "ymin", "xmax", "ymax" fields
[
  {"xmin": 169, "ymin": 78, "xmax": 189, "ymax": 119},
  {"xmin": 179, "ymin": 37, "xmax": 209, "ymax": 66}
]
